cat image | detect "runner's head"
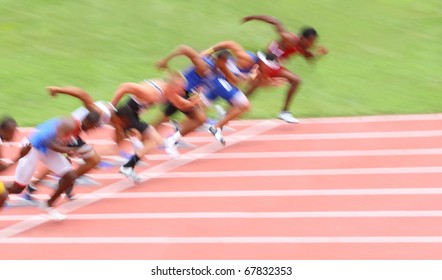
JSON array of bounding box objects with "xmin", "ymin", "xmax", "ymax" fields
[
  {"xmin": 0, "ymin": 116, "xmax": 18, "ymax": 141},
  {"xmin": 300, "ymin": 27, "xmax": 318, "ymax": 48},
  {"xmin": 81, "ymin": 109, "xmax": 100, "ymax": 131},
  {"xmin": 214, "ymin": 49, "xmax": 231, "ymax": 60}
]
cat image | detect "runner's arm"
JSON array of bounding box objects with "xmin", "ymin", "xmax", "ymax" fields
[
  {"xmin": 302, "ymin": 46, "xmax": 328, "ymax": 60},
  {"xmin": 109, "ymin": 114, "xmax": 126, "ymax": 144},
  {"xmin": 163, "ymin": 74, "xmax": 201, "ymax": 111},
  {"xmin": 47, "ymin": 86, "xmax": 100, "ymax": 113},
  {"xmin": 202, "ymin": 41, "xmax": 254, "ymax": 68},
  {"xmin": 241, "ymin": 15, "xmax": 287, "ymax": 37},
  {"xmin": 215, "ymin": 56, "xmax": 241, "ymax": 86},
  {"xmin": 156, "ymin": 45, "xmax": 209, "ymax": 77},
  {"xmin": 0, "ymin": 144, "xmax": 32, "ymax": 172},
  {"xmin": 0, "ymin": 146, "xmax": 7, "ymax": 171},
  {"xmin": 46, "ymin": 119, "xmax": 79, "ymax": 154},
  {"xmin": 111, "ymin": 86, "xmax": 153, "ymax": 107}
]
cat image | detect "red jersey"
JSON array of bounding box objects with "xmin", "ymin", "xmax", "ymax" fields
[{"xmin": 267, "ymin": 33, "xmax": 309, "ymax": 60}]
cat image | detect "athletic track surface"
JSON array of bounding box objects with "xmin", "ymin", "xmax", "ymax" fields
[{"xmin": 1, "ymin": 113, "xmax": 442, "ymax": 260}]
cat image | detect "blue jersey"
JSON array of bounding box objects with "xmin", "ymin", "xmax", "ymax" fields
[
  {"xmin": 181, "ymin": 57, "xmax": 215, "ymax": 93},
  {"xmin": 224, "ymin": 51, "xmax": 259, "ymax": 79},
  {"xmin": 30, "ymin": 118, "xmax": 61, "ymax": 154},
  {"xmin": 204, "ymin": 51, "xmax": 258, "ymax": 103}
]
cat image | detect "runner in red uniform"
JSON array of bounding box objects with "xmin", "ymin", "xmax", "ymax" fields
[{"xmin": 241, "ymin": 15, "xmax": 328, "ymax": 123}]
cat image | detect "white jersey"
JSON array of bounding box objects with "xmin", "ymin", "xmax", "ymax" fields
[{"xmin": 71, "ymin": 101, "xmax": 116, "ymax": 126}]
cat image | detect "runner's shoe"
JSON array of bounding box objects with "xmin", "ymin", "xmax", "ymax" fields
[
  {"xmin": 164, "ymin": 136, "xmax": 179, "ymax": 158},
  {"xmin": 65, "ymin": 186, "xmax": 76, "ymax": 200},
  {"xmin": 24, "ymin": 184, "xmax": 38, "ymax": 201},
  {"xmin": 208, "ymin": 125, "xmax": 226, "ymax": 146},
  {"xmin": 278, "ymin": 111, "xmax": 299, "ymax": 123},
  {"xmin": 119, "ymin": 166, "xmax": 142, "ymax": 183},
  {"xmin": 39, "ymin": 202, "xmax": 67, "ymax": 221}
]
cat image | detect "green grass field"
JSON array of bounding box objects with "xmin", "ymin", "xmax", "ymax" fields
[{"xmin": 0, "ymin": 0, "xmax": 441, "ymax": 126}]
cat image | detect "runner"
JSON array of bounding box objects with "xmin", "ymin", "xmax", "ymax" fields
[
  {"xmin": 110, "ymin": 50, "xmax": 207, "ymax": 181},
  {"xmin": 200, "ymin": 41, "xmax": 260, "ymax": 145},
  {"xmin": 0, "ymin": 117, "xmax": 31, "ymax": 209},
  {"xmin": 152, "ymin": 44, "xmax": 216, "ymax": 139},
  {"xmin": 7, "ymin": 110, "xmax": 100, "ymax": 220},
  {"xmin": 26, "ymin": 86, "xmax": 121, "ymax": 199},
  {"xmin": 242, "ymin": 15, "xmax": 328, "ymax": 123},
  {"xmin": 157, "ymin": 41, "xmax": 259, "ymax": 146}
]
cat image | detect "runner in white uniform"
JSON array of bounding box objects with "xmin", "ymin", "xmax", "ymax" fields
[{"xmin": 0, "ymin": 117, "xmax": 32, "ymax": 209}]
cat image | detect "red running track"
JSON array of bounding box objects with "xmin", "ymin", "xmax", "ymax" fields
[{"xmin": 1, "ymin": 114, "xmax": 442, "ymax": 259}]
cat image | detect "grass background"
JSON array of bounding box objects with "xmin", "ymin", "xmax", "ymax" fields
[{"xmin": 0, "ymin": 0, "xmax": 441, "ymax": 126}]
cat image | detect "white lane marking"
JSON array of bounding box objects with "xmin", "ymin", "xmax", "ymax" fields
[
  {"xmin": 2, "ymin": 210, "xmax": 442, "ymax": 221},
  {"xmin": 5, "ymin": 166, "xmax": 442, "ymax": 183},
  {"xmin": 143, "ymin": 148, "xmax": 442, "ymax": 160},
  {"xmin": 2, "ymin": 236, "xmax": 442, "ymax": 244},
  {"xmin": 8, "ymin": 187, "xmax": 442, "ymax": 202},
  {"xmin": 150, "ymin": 167, "xmax": 442, "ymax": 178},
  {"xmin": 182, "ymin": 130, "xmax": 442, "ymax": 143},
  {"xmin": 228, "ymin": 113, "xmax": 442, "ymax": 126},
  {"xmin": 4, "ymin": 166, "xmax": 442, "ymax": 183},
  {"xmin": 0, "ymin": 120, "xmax": 281, "ymax": 239},
  {"xmin": 15, "ymin": 114, "xmax": 442, "ymax": 132}
]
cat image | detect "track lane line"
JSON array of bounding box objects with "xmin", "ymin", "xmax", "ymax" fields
[
  {"xmin": 148, "ymin": 166, "xmax": 442, "ymax": 178},
  {"xmin": 7, "ymin": 187, "xmax": 442, "ymax": 201},
  {"xmin": 0, "ymin": 120, "xmax": 281, "ymax": 239},
  {"xmin": 2, "ymin": 236, "xmax": 442, "ymax": 244},
  {"xmin": 2, "ymin": 210, "xmax": 442, "ymax": 221}
]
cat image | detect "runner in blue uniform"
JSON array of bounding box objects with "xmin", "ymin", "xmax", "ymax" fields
[
  {"xmin": 7, "ymin": 111, "xmax": 99, "ymax": 220},
  {"xmin": 109, "ymin": 45, "xmax": 207, "ymax": 180},
  {"xmin": 158, "ymin": 41, "xmax": 260, "ymax": 147},
  {"xmin": 201, "ymin": 41, "xmax": 260, "ymax": 145},
  {"xmin": 153, "ymin": 44, "xmax": 216, "ymax": 138},
  {"xmin": 26, "ymin": 86, "xmax": 120, "ymax": 199}
]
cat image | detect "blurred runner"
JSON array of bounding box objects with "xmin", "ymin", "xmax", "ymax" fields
[{"xmin": 242, "ymin": 15, "xmax": 328, "ymax": 123}]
